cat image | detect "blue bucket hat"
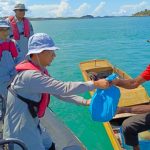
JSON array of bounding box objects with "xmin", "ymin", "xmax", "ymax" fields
[
  {"xmin": 0, "ymin": 20, "xmax": 10, "ymax": 28},
  {"xmin": 27, "ymin": 33, "xmax": 59, "ymax": 56},
  {"xmin": 89, "ymin": 74, "xmax": 120, "ymax": 122}
]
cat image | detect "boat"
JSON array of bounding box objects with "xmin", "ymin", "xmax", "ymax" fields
[
  {"xmin": 0, "ymin": 103, "xmax": 86, "ymax": 150},
  {"xmin": 79, "ymin": 59, "xmax": 150, "ymax": 150},
  {"xmin": 41, "ymin": 109, "xmax": 86, "ymax": 150}
]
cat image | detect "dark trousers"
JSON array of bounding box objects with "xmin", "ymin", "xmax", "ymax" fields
[{"xmin": 122, "ymin": 112, "xmax": 150, "ymax": 146}]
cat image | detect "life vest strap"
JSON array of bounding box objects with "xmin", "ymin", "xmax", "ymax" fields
[
  {"xmin": 10, "ymin": 32, "xmax": 24, "ymax": 38},
  {"xmin": 8, "ymin": 87, "xmax": 40, "ymax": 118}
]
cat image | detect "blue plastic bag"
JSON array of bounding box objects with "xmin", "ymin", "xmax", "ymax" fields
[{"xmin": 89, "ymin": 74, "xmax": 120, "ymax": 122}]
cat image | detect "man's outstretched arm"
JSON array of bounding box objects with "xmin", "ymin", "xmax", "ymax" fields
[
  {"xmin": 112, "ymin": 76, "xmax": 146, "ymax": 89},
  {"xmin": 117, "ymin": 104, "xmax": 150, "ymax": 114}
]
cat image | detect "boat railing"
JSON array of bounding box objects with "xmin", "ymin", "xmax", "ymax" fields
[{"xmin": 0, "ymin": 138, "xmax": 28, "ymax": 150}]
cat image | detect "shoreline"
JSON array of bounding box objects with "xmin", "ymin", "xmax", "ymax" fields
[
  {"xmin": 29, "ymin": 15, "xmax": 150, "ymax": 21},
  {"xmin": 1, "ymin": 15, "xmax": 150, "ymax": 21}
]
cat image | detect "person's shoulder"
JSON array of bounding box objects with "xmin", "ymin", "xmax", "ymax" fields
[
  {"xmin": 5, "ymin": 16, "xmax": 14, "ymax": 22},
  {"xmin": 31, "ymin": 70, "xmax": 48, "ymax": 79},
  {"xmin": 16, "ymin": 70, "xmax": 40, "ymax": 84},
  {"xmin": 23, "ymin": 70, "xmax": 50, "ymax": 85},
  {"xmin": 23, "ymin": 70, "xmax": 40, "ymax": 75},
  {"xmin": 23, "ymin": 70, "xmax": 45, "ymax": 79},
  {"xmin": 24, "ymin": 17, "xmax": 30, "ymax": 21},
  {"xmin": 25, "ymin": 17, "xmax": 32, "ymax": 25}
]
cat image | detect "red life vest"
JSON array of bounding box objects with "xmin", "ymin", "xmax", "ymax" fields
[
  {"xmin": 0, "ymin": 41, "xmax": 18, "ymax": 60},
  {"xmin": 9, "ymin": 16, "xmax": 30, "ymax": 40},
  {"xmin": 15, "ymin": 61, "xmax": 50, "ymax": 118}
]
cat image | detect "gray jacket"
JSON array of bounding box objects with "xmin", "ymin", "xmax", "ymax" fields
[{"xmin": 3, "ymin": 70, "xmax": 95, "ymax": 150}]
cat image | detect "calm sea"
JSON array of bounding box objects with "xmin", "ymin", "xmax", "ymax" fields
[{"xmin": 32, "ymin": 17, "xmax": 150, "ymax": 150}]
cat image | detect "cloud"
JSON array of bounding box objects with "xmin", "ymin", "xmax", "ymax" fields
[
  {"xmin": 92, "ymin": 1, "xmax": 106, "ymax": 16},
  {"xmin": 0, "ymin": 0, "xmax": 70, "ymax": 18},
  {"xmin": 74, "ymin": 3, "xmax": 90, "ymax": 17},
  {"xmin": 113, "ymin": 1, "xmax": 149, "ymax": 16},
  {"xmin": 55, "ymin": 0, "xmax": 70, "ymax": 17},
  {"xmin": 0, "ymin": 0, "xmax": 26, "ymax": 17},
  {"xmin": 30, "ymin": 0, "xmax": 71, "ymax": 18},
  {"xmin": 29, "ymin": 0, "xmax": 71, "ymax": 18},
  {"xmin": 0, "ymin": 1, "xmax": 14, "ymax": 17},
  {"xmin": 1, "ymin": 0, "xmax": 149, "ymax": 18}
]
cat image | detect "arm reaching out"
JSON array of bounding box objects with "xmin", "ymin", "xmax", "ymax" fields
[
  {"xmin": 112, "ymin": 76, "xmax": 146, "ymax": 89},
  {"xmin": 117, "ymin": 104, "xmax": 150, "ymax": 114},
  {"xmin": 112, "ymin": 64, "xmax": 150, "ymax": 89},
  {"xmin": 54, "ymin": 94, "xmax": 91, "ymax": 106}
]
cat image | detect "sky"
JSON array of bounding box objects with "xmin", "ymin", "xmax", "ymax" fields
[{"xmin": 0, "ymin": 0, "xmax": 150, "ymax": 17}]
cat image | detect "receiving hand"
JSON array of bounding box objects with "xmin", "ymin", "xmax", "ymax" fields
[
  {"xmin": 82, "ymin": 99, "xmax": 91, "ymax": 106},
  {"xmin": 93, "ymin": 79, "xmax": 109, "ymax": 89},
  {"xmin": 85, "ymin": 99, "xmax": 91, "ymax": 106}
]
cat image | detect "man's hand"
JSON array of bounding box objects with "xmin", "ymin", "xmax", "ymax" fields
[
  {"xmin": 93, "ymin": 79, "xmax": 109, "ymax": 89},
  {"xmin": 82, "ymin": 99, "xmax": 91, "ymax": 106},
  {"xmin": 85, "ymin": 99, "xmax": 91, "ymax": 106}
]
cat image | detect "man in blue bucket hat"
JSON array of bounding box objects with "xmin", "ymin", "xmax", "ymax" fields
[
  {"xmin": 113, "ymin": 66, "xmax": 150, "ymax": 150},
  {"xmin": 0, "ymin": 19, "xmax": 20, "ymax": 101},
  {"xmin": 3, "ymin": 33, "xmax": 109, "ymax": 150}
]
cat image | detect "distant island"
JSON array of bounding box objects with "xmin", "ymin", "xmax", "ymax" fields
[
  {"xmin": 28, "ymin": 15, "xmax": 128, "ymax": 21},
  {"xmin": 133, "ymin": 9, "xmax": 150, "ymax": 16},
  {"xmin": 0, "ymin": 15, "xmax": 95, "ymax": 21},
  {"xmin": 1, "ymin": 12, "xmax": 149, "ymax": 21},
  {"xmin": 29, "ymin": 15, "xmax": 95, "ymax": 21}
]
